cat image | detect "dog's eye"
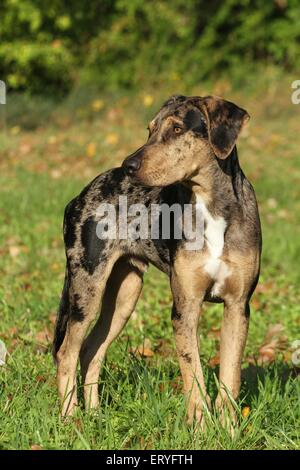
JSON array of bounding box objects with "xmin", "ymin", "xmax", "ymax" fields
[{"xmin": 174, "ymin": 126, "xmax": 182, "ymax": 134}]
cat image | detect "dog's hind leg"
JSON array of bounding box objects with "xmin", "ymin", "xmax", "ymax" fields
[
  {"xmin": 54, "ymin": 251, "xmax": 120, "ymax": 417},
  {"xmin": 79, "ymin": 257, "xmax": 144, "ymax": 410}
]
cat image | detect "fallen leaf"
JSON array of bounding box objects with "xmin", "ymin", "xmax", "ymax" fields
[
  {"xmin": 259, "ymin": 345, "xmax": 276, "ymax": 363},
  {"xmin": 264, "ymin": 323, "xmax": 285, "ymax": 341},
  {"xmin": 143, "ymin": 95, "xmax": 154, "ymax": 107},
  {"xmin": 34, "ymin": 328, "xmax": 53, "ymax": 352},
  {"xmin": 36, "ymin": 375, "xmax": 46, "ymax": 383},
  {"xmin": 92, "ymin": 99, "xmax": 104, "ymax": 112},
  {"xmin": 3, "ymin": 327, "xmax": 18, "ymax": 338},
  {"xmin": 105, "ymin": 133, "xmax": 119, "ymax": 146},
  {"xmin": 107, "ymin": 108, "xmax": 121, "ymax": 122},
  {"xmin": 170, "ymin": 375, "xmax": 182, "ymax": 392},
  {"xmin": 51, "ymin": 263, "xmax": 61, "ymax": 271},
  {"xmin": 10, "ymin": 126, "xmax": 20, "ymax": 135},
  {"xmin": 22, "ymin": 282, "xmax": 32, "ymax": 291},
  {"xmin": 255, "ymin": 281, "xmax": 275, "ymax": 294},
  {"xmin": 130, "ymin": 338, "xmax": 154, "ymax": 358},
  {"xmin": 251, "ymin": 295, "xmax": 261, "ymax": 311},
  {"xmin": 48, "ymin": 313, "xmax": 57, "ymax": 325},
  {"xmin": 86, "ymin": 142, "xmax": 97, "ymax": 158},
  {"xmin": 30, "ymin": 444, "xmax": 43, "ymax": 450},
  {"xmin": 209, "ymin": 353, "xmax": 220, "ymax": 367},
  {"xmin": 48, "ymin": 135, "xmax": 57, "ymax": 144},
  {"xmin": 208, "ymin": 326, "xmax": 221, "ymax": 340},
  {"xmin": 155, "ymin": 339, "xmax": 174, "ymax": 358},
  {"xmin": 74, "ymin": 418, "xmax": 83, "ymax": 432},
  {"xmin": 50, "ymin": 169, "xmax": 62, "ymax": 179},
  {"xmin": 257, "ymin": 323, "xmax": 288, "ymax": 365},
  {"xmin": 277, "ymin": 208, "xmax": 289, "ymax": 219},
  {"xmin": 242, "ymin": 406, "xmax": 250, "ymax": 418},
  {"xmin": 52, "ymin": 39, "xmax": 61, "ymax": 49},
  {"xmin": 19, "ymin": 143, "xmax": 32, "ymax": 155},
  {"xmin": 9, "ymin": 246, "xmax": 21, "ymax": 258},
  {"xmin": 136, "ymin": 346, "xmax": 154, "ymax": 358},
  {"xmin": 267, "ymin": 198, "xmax": 278, "ymax": 209}
]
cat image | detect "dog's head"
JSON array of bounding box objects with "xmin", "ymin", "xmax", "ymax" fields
[{"xmin": 122, "ymin": 95, "xmax": 249, "ymax": 186}]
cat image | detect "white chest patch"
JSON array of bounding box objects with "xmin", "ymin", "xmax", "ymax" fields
[{"xmin": 196, "ymin": 196, "xmax": 230, "ymax": 295}]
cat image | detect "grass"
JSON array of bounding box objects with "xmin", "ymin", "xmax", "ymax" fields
[{"xmin": 0, "ymin": 71, "xmax": 299, "ymax": 449}]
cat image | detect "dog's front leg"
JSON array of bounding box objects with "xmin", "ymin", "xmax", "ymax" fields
[
  {"xmin": 216, "ymin": 300, "xmax": 250, "ymax": 429},
  {"xmin": 170, "ymin": 257, "xmax": 211, "ymax": 427}
]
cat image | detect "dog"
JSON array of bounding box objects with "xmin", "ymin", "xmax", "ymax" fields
[{"xmin": 53, "ymin": 95, "xmax": 262, "ymax": 426}]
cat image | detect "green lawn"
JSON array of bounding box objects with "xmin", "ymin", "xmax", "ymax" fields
[{"xmin": 0, "ymin": 75, "xmax": 299, "ymax": 449}]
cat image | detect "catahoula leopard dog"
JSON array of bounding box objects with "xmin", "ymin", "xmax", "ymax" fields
[{"xmin": 53, "ymin": 95, "xmax": 262, "ymax": 427}]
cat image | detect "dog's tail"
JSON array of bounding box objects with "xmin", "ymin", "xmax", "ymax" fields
[{"xmin": 52, "ymin": 271, "xmax": 70, "ymax": 362}]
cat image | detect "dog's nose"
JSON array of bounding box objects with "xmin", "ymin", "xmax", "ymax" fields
[{"xmin": 122, "ymin": 156, "xmax": 141, "ymax": 174}]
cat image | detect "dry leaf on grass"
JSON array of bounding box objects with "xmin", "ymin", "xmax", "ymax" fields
[
  {"xmin": 208, "ymin": 353, "xmax": 220, "ymax": 367},
  {"xmin": 35, "ymin": 328, "xmax": 53, "ymax": 345},
  {"xmin": 105, "ymin": 133, "xmax": 119, "ymax": 146},
  {"xmin": 2, "ymin": 326, "xmax": 18, "ymax": 339},
  {"xmin": 143, "ymin": 95, "xmax": 154, "ymax": 107},
  {"xmin": 30, "ymin": 444, "xmax": 43, "ymax": 450},
  {"xmin": 155, "ymin": 339, "xmax": 174, "ymax": 358},
  {"xmin": 257, "ymin": 323, "xmax": 288, "ymax": 365},
  {"xmin": 48, "ymin": 313, "xmax": 57, "ymax": 325},
  {"xmin": 251, "ymin": 295, "xmax": 261, "ymax": 311},
  {"xmin": 91, "ymin": 99, "xmax": 104, "ymax": 112},
  {"xmin": 86, "ymin": 142, "xmax": 96, "ymax": 158},
  {"xmin": 74, "ymin": 418, "xmax": 83, "ymax": 432},
  {"xmin": 50, "ymin": 169, "xmax": 62, "ymax": 179},
  {"xmin": 36, "ymin": 375, "xmax": 47, "ymax": 383},
  {"xmin": 9, "ymin": 246, "xmax": 21, "ymax": 258},
  {"xmin": 255, "ymin": 281, "xmax": 275, "ymax": 294},
  {"xmin": 129, "ymin": 338, "xmax": 154, "ymax": 358},
  {"xmin": 207, "ymin": 326, "xmax": 221, "ymax": 340},
  {"xmin": 170, "ymin": 375, "xmax": 183, "ymax": 392},
  {"xmin": 242, "ymin": 406, "xmax": 251, "ymax": 418},
  {"xmin": 18, "ymin": 328, "xmax": 54, "ymax": 353}
]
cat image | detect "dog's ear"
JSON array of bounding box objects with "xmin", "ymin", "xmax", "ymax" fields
[{"xmin": 199, "ymin": 96, "xmax": 249, "ymax": 159}]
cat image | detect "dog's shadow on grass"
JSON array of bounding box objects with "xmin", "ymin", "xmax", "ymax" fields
[
  {"xmin": 241, "ymin": 363, "xmax": 298, "ymax": 399},
  {"xmin": 206, "ymin": 362, "xmax": 299, "ymax": 404},
  {"xmin": 77, "ymin": 355, "xmax": 299, "ymax": 409}
]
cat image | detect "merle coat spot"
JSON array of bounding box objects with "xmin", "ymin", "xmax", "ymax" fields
[
  {"xmin": 70, "ymin": 293, "xmax": 84, "ymax": 321},
  {"xmin": 80, "ymin": 216, "xmax": 107, "ymax": 274},
  {"xmin": 184, "ymin": 109, "xmax": 207, "ymax": 137},
  {"xmin": 63, "ymin": 198, "xmax": 81, "ymax": 249},
  {"xmin": 171, "ymin": 305, "xmax": 181, "ymax": 321},
  {"xmin": 100, "ymin": 168, "xmax": 125, "ymax": 199},
  {"xmin": 180, "ymin": 353, "xmax": 192, "ymax": 364}
]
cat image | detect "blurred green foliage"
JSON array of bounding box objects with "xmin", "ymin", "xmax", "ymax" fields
[{"xmin": 1, "ymin": 0, "xmax": 300, "ymax": 94}]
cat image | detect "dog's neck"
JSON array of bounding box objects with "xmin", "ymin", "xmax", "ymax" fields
[{"xmin": 184, "ymin": 147, "xmax": 245, "ymax": 213}]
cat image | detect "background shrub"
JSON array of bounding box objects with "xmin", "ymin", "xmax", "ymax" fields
[{"xmin": 1, "ymin": 0, "xmax": 300, "ymax": 94}]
